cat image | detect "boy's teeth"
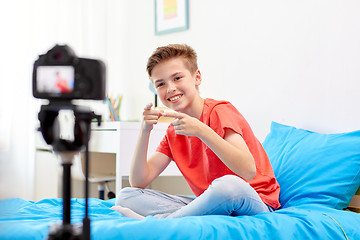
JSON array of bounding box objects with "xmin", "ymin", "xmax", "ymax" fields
[{"xmin": 169, "ymin": 95, "xmax": 181, "ymax": 101}]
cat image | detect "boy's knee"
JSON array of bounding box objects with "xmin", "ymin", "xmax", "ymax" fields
[
  {"xmin": 210, "ymin": 175, "xmax": 250, "ymax": 198},
  {"xmin": 115, "ymin": 187, "xmax": 143, "ymax": 206}
]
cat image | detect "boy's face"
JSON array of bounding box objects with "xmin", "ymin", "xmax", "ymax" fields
[{"xmin": 150, "ymin": 57, "xmax": 201, "ymax": 113}]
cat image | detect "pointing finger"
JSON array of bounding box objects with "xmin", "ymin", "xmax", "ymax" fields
[
  {"xmin": 162, "ymin": 110, "xmax": 185, "ymax": 119},
  {"xmin": 144, "ymin": 102, "xmax": 153, "ymax": 110}
]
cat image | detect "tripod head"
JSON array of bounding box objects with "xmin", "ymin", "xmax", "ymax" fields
[{"xmin": 38, "ymin": 102, "xmax": 101, "ymax": 153}]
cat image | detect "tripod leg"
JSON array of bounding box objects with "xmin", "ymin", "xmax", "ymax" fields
[{"xmin": 62, "ymin": 163, "xmax": 72, "ymax": 225}]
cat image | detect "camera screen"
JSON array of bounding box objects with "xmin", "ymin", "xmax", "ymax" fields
[{"xmin": 36, "ymin": 66, "xmax": 75, "ymax": 94}]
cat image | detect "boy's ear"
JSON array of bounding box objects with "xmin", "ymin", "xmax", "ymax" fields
[{"xmin": 195, "ymin": 69, "xmax": 202, "ymax": 86}]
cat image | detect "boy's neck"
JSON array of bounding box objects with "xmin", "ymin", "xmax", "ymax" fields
[{"xmin": 183, "ymin": 96, "xmax": 204, "ymax": 119}]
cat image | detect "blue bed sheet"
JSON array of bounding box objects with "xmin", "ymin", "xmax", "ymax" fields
[{"xmin": 1, "ymin": 198, "xmax": 359, "ymax": 240}]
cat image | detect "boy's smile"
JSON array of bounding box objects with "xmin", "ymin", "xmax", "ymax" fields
[
  {"xmin": 150, "ymin": 57, "xmax": 203, "ymax": 118},
  {"xmin": 168, "ymin": 94, "xmax": 183, "ymax": 103}
]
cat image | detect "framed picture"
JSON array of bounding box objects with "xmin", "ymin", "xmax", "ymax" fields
[{"xmin": 155, "ymin": 0, "xmax": 189, "ymax": 35}]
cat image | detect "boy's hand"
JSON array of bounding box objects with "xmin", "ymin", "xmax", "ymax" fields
[
  {"xmin": 142, "ymin": 102, "xmax": 164, "ymax": 132},
  {"xmin": 163, "ymin": 111, "xmax": 204, "ymax": 137}
]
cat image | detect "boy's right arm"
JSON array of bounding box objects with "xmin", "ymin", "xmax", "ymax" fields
[{"xmin": 129, "ymin": 103, "xmax": 171, "ymax": 188}]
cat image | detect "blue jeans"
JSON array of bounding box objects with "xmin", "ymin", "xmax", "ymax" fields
[{"xmin": 115, "ymin": 175, "xmax": 274, "ymax": 218}]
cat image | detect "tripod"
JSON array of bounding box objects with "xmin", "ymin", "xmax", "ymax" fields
[{"xmin": 38, "ymin": 102, "xmax": 101, "ymax": 240}]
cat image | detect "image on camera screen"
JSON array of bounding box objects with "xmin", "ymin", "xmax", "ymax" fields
[{"xmin": 36, "ymin": 66, "xmax": 75, "ymax": 94}]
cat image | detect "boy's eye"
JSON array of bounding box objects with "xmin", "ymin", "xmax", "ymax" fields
[
  {"xmin": 174, "ymin": 76, "xmax": 182, "ymax": 81},
  {"xmin": 156, "ymin": 82, "xmax": 164, "ymax": 88}
]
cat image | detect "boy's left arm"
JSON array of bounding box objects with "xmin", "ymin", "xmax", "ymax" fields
[{"xmin": 163, "ymin": 111, "xmax": 256, "ymax": 181}]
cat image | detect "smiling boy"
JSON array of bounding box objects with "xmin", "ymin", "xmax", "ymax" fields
[{"xmin": 111, "ymin": 44, "xmax": 280, "ymax": 219}]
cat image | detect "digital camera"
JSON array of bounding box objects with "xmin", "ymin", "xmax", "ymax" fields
[{"xmin": 33, "ymin": 44, "xmax": 106, "ymax": 101}]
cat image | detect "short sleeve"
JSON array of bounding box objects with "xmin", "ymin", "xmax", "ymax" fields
[
  {"xmin": 208, "ymin": 103, "xmax": 244, "ymax": 139},
  {"xmin": 156, "ymin": 132, "xmax": 173, "ymax": 159}
]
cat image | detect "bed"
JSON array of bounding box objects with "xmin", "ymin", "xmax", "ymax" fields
[{"xmin": 1, "ymin": 122, "xmax": 360, "ymax": 239}]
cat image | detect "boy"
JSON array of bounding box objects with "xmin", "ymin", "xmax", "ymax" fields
[{"xmin": 111, "ymin": 44, "xmax": 280, "ymax": 219}]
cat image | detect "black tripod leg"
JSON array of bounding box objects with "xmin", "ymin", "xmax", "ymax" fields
[{"xmin": 62, "ymin": 163, "xmax": 72, "ymax": 225}]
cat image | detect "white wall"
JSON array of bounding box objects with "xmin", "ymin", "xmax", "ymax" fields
[
  {"xmin": 116, "ymin": 0, "xmax": 360, "ymax": 139},
  {"xmin": 1, "ymin": 0, "xmax": 360, "ymax": 200}
]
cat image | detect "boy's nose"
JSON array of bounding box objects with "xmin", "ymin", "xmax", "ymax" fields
[{"xmin": 167, "ymin": 82, "xmax": 176, "ymax": 93}]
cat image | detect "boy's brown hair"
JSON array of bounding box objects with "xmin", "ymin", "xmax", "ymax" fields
[{"xmin": 146, "ymin": 44, "xmax": 198, "ymax": 77}]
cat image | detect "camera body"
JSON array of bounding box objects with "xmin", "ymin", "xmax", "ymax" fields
[{"xmin": 33, "ymin": 44, "xmax": 106, "ymax": 101}]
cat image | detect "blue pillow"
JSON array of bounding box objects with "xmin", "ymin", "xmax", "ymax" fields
[{"xmin": 262, "ymin": 122, "xmax": 360, "ymax": 209}]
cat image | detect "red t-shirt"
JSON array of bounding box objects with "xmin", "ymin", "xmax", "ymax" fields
[{"xmin": 156, "ymin": 98, "xmax": 281, "ymax": 209}]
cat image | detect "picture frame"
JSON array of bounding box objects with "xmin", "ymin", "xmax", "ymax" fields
[{"xmin": 155, "ymin": 0, "xmax": 189, "ymax": 35}]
